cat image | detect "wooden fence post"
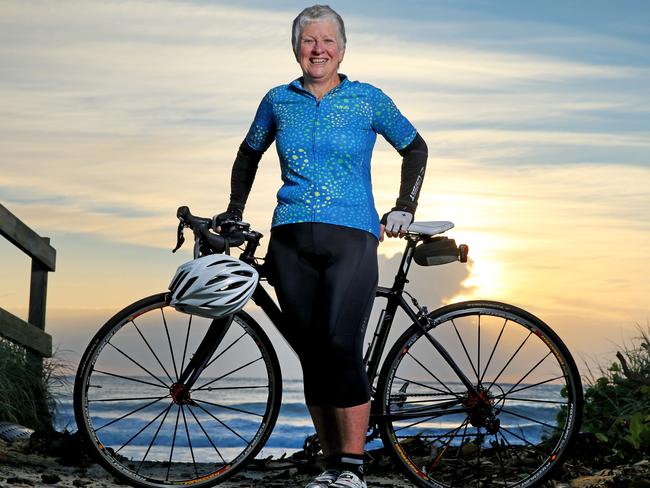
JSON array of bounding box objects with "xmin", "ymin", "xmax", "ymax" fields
[
  {"xmin": 0, "ymin": 204, "xmax": 55, "ymax": 429},
  {"xmin": 28, "ymin": 237, "xmax": 50, "ymax": 332},
  {"xmin": 27, "ymin": 236, "xmax": 50, "ymax": 381}
]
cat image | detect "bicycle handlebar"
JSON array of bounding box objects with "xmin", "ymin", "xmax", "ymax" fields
[{"xmin": 173, "ymin": 206, "xmax": 247, "ymax": 257}]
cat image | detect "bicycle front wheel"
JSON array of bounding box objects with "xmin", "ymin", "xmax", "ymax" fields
[
  {"xmin": 377, "ymin": 300, "xmax": 582, "ymax": 488},
  {"xmin": 74, "ymin": 293, "xmax": 282, "ymax": 488}
]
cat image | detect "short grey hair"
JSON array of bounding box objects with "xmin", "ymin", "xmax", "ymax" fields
[{"xmin": 291, "ymin": 5, "xmax": 346, "ymax": 59}]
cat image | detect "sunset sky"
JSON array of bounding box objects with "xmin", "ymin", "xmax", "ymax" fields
[{"xmin": 1, "ymin": 0, "xmax": 648, "ymax": 377}]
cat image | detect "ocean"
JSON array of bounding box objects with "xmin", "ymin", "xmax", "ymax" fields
[
  {"xmin": 53, "ymin": 376, "xmax": 318, "ymax": 459},
  {"xmin": 53, "ymin": 376, "xmax": 565, "ymax": 461}
]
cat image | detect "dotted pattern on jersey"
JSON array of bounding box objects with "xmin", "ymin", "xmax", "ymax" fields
[{"xmin": 245, "ymin": 75, "xmax": 417, "ymax": 239}]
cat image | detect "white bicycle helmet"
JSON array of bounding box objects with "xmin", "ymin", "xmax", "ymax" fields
[{"xmin": 168, "ymin": 254, "xmax": 258, "ymax": 318}]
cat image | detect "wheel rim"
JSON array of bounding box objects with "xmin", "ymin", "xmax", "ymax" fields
[
  {"xmin": 383, "ymin": 306, "xmax": 581, "ymax": 488},
  {"xmin": 77, "ymin": 301, "xmax": 278, "ymax": 486}
]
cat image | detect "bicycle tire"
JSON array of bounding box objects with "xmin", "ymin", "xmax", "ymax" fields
[
  {"xmin": 74, "ymin": 293, "xmax": 282, "ymax": 488},
  {"xmin": 376, "ymin": 300, "xmax": 582, "ymax": 488}
]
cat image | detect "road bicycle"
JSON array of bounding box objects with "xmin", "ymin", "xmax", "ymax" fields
[{"xmin": 74, "ymin": 206, "xmax": 583, "ymax": 488}]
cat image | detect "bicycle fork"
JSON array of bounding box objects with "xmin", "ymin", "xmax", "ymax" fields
[{"xmin": 169, "ymin": 315, "xmax": 234, "ymax": 405}]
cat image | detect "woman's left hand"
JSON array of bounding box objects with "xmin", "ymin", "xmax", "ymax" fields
[{"xmin": 380, "ymin": 210, "xmax": 413, "ymax": 241}]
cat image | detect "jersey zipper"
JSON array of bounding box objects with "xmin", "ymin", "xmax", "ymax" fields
[{"xmin": 312, "ymin": 98, "xmax": 320, "ymax": 222}]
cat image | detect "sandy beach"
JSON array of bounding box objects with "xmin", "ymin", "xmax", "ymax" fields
[
  {"xmin": 0, "ymin": 437, "xmax": 413, "ymax": 488},
  {"xmin": 1, "ymin": 433, "xmax": 649, "ymax": 487}
]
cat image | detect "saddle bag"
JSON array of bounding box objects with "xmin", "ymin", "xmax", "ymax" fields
[{"xmin": 413, "ymin": 236, "xmax": 462, "ymax": 266}]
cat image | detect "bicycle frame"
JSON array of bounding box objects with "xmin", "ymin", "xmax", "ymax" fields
[{"xmin": 172, "ymin": 227, "xmax": 480, "ymax": 424}]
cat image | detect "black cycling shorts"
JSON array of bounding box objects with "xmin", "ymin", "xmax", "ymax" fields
[{"xmin": 265, "ymin": 222, "xmax": 378, "ymax": 408}]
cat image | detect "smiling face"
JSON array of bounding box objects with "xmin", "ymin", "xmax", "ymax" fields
[{"xmin": 298, "ymin": 21, "xmax": 345, "ymax": 86}]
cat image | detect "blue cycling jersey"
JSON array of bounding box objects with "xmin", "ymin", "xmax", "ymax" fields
[{"xmin": 245, "ymin": 75, "xmax": 417, "ymax": 239}]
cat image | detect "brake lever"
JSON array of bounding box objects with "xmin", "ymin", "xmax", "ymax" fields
[{"xmin": 172, "ymin": 221, "xmax": 185, "ymax": 253}]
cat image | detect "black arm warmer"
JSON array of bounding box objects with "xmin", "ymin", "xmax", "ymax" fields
[
  {"xmin": 227, "ymin": 140, "xmax": 264, "ymax": 215},
  {"xmin": 395, "ymin": 132, "xmax": 427, "ymax": 213}
]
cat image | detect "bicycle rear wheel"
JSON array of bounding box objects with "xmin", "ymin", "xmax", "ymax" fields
[
  {"xmin": 74, "ymin": 293, "xmax": 282, "ymax": 488},
  {"xmin": 377, "ymin": 300, "xmax": 582, "ymax": 488}
]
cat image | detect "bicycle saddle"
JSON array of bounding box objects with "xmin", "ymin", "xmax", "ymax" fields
[{"xmin": 408, "ymin": 221, "xmax": 454, "ymax": 236}]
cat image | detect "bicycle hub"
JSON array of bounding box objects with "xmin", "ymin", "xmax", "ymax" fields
[
  {"xmin": 170, "ymin": 382, "xmax": 192, "ymax": 405},
  {"xmin": 465, "ymin": 388, "xmax": 500, "ymax": 433}
]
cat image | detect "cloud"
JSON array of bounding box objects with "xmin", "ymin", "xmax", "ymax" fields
[{"xmin": 1, "ymin": 0, "xmax": 648, "ymax": 377}]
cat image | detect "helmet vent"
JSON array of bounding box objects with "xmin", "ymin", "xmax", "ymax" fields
[
  {"xmin": 226, "ymin": 281, "xmax": 245, "ymax": 290},
  {"xmin": 207, "ymin": 259, "xmax": 232, "ymax": 267},
  {"xmin": 206, "ymin": 275, "xmax": 228, "ymax": 287},
  {"xmin": 169, "ymin": 270, "xmax": 189, "ymax": 293},
  {"xmin": 176, "ymin": 276, "xmax": 198, "ymax": 299},
  {"xmin": 232, "ymin": 270, "xmax": 254, "ymax": 277}
]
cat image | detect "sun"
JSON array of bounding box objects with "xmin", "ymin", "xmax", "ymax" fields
[{"xmin": 448, "ymin": 229, "xmax": 509, "ymax": 303}]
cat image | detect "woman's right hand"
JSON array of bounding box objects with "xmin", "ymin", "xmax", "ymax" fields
[{"xmin": 212, "ymin": 210, "xmax": 242, "ymax": 233}]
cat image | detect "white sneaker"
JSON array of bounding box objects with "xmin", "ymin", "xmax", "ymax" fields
[
  {"xmin": 305, "ymin": 469, "xmax": 341, "ymax": 487},
  {"xmin": 330, "ymin": 470, "xmax": 367, "ymax": 488}
]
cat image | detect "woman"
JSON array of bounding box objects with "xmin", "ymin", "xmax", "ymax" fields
[{"xmin": 216, "ymin": 5, "xmax": 427, "ymax": 488}]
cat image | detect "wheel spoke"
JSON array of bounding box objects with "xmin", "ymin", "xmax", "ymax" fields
[
  {"xmin": 425, "ymin": 419, "xmax": 470, "ymax": 473},
  {"xmin": 451, "ymin": 318, "xmax": 479, "ymax": 382},
  {"xmin": 180, "ymin": 314, "xmax": 193, "ymax": 373},
  {"xmin": 499, "ymin": 424, "xmax": 547, "ymax": 455},
  {"xmin": 494, "ymin": 375, "xmax": 566, "ymax": 397},
  {"xmin": 193, "ymin": 357, "xmax": 263, "ymax": 392},
  {"xmin": 406, "ymin": 352, "xmax": 461, "ymax": 398},
  {"xmin": 194, "ymin": 397, "xmax": 264, "ymax": 418},
  {"xmin": 391, "ymin": 414, "xmax": 437, "ymax": 435},
  {"xmin": 501, "ymin": 396, "xmax": 566, "ymax": 405},
  {"xmin": 114, "ymin": 402, "xmax": 173, "ymax": 454},
  {"xmin": 161, "ymin": 309, "xmax": 180, "ymax": 381},
  {"xmin": 393, "ymin": 375, "xmax": 463, "ymax": 399},
  {"xmin": 205, "ymin": 331, "xmax": 248, "ymax": 369},
  {"xmin": 198, "ymin": 385, "xmax": 269, "ymax": 391},
  {"xmin": 502, "ymin": 350, "xmax": 553, "ymax": 398},
  {"xmin": 166, "ymin": 406, "xmax": 181, "ymax": 481},
  {"xmin": 397, "ymin": 421, "xmax": 469, "ymax": 446},
  {"xmin": 475, "ymin": 426, "xmax": 481, "ymax": 485},
  {"xmin": 496, "ymin": 430, "xmax": 532, "ymax": 479},
  {"xmin": 96, "ymin": 395, "xmax": 170, "ymax": 431},
  {"xmin": 498, "ymin": 406, "xmax": 559, "ymax": 430},
  {"xmin": 487, "ymin": 326, "xmax": 532, "ymax": 390},
  {"xmin": 497, "ymin": 428, "xmax": 533, "ymax": 473},
  {"xmin": 195, "ymin": 403, "xmax": 251, "ymax": 444},
  {"xmin": 106, "ymin": 342, "xmax": 169, "ymax": 388},
  {"xmin": 137, "ymin": 404, "xmax": 173, "ymax": 474},
  {"xmin": 93, "ymin": 369, "xmax": 169, "ymax": 389},
  {"xmin": 452, "ymin": 421, "xmax": 470, "ymax": 486},
  {"xmin": 131, "ymin": 319, "xmax": 175, "ymax": 384},
  {"xmin": 89, "ymin": 396, "xmax": 169, "ymax": 403},
  {"xmin": 187, "ymin": 405, "xmax": 227, "ymax": 464},
  {"xmin": 479, "ymin": 317, "xmax": 507, "ymax": 384},
  {"xmin": 392, "ymin": 410, "xmax": 462, "ymax": 435},
  {"xmin": 181, "ymin": 405, "xmax": 198, "ymax": 479},
  {"xmin": 494, "ymin": 433, "xmax": 509, "ymax": 488}
]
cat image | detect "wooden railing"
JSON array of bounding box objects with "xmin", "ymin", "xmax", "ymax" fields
[{"xmin": 0, "ymin": 204, "xmax": 54, "ymax": 358}]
